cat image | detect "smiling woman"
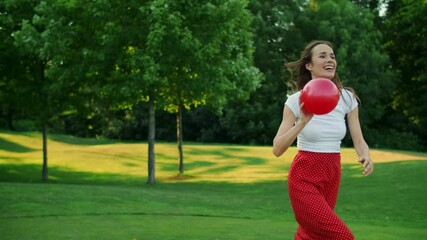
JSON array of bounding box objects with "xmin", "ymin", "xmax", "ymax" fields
[
  {"xmin": 273, "ymin": 40, "xmax": 374, "ymax": 240},
  {"xmin": 304, "ymin": 43, "xmax": 337, "ymax": 80}
]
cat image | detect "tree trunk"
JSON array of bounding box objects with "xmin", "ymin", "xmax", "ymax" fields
[
  {"xmin": 147, "ymin": 98, "xmax": 156, "ymax": 184},
  {"xmin": 177, "ymin": 104, "xmax": 184, "ymax": 175},
  {"xmin": 42, "ymin": 124, "xmax": 48, "ymax": 182}
]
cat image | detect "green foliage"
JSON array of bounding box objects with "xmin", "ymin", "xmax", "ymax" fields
[
  {"xmin": 1, "ymin": 0, "xmax": 426, "ymax": 151},
  {"xmin": 0, "ymin": 0, "xmax": 40, "ymax": 129},
  {"xmin": 11, "ymin": 0, "xmax": 76, "ymax": 128},
  {"xmin": 298, "ymin": 0, "xmax": 395, "ymax": 126},
  {"xmin": 383, "ymin": 0, "xmax": 427, "ymax": 147},
  {"xmin": 364, "ymin": 127, "xmax": 425, "ymax": 151},
  {"xmin": 12, "ymin": 119, "xmax": 39, "ymax": 131},
  {"xmin": 215, "ymin": 0, "xmax": 302, "ymax": 145},
  {"xmin": 219, "ymin": 0, "xmax": 397, "ymax": 146},
  {"xmin": 141, "ymin": 0, "xmax": 263, "ymax": 113}
]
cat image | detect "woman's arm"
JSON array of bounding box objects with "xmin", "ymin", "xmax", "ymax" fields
[
  {"xmin": 347, "ymin": 107, "xmax": 374, "ymax": 176},
  {"xmin": 273, "ymin": 104, "xmax": 313, "ymax": 157}
]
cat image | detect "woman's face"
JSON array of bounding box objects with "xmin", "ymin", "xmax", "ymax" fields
[{"xmin": 305, "ymin": 44, "xmax": 336, "ymax": 80}]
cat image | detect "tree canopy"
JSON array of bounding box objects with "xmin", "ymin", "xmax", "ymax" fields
[{"xmin": 2, "ymin": 0, "xmax": 426, "ymax": 154}]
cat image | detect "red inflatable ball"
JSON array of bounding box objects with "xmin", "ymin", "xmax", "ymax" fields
[{"xmin": 300, "ymin": 78, "xmax": 340, "ymax": 115}]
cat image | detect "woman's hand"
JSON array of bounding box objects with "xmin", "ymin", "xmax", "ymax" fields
[
  {"xmin": 297, "ymin": 102, "xmax": 314, "ymax": 125},
  {"xmin": 347, "ymin": 107, "xmax": 374, "ymax": 177},
  {"xmin": 359, "ymin": 155, "xmax": 374, "ymax": 176},
  {"xmin": 273, "ymin": 103, "xmax": 312, "ymax": 157}
]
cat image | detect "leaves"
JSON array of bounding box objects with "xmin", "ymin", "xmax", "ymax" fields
[
  {"xmin": 1, "ymin": 0, "xmax": 425, "ymax": 150},
  {"xmin": 383, "ymin": 0, "xmax": 427, "ymax": 140}
]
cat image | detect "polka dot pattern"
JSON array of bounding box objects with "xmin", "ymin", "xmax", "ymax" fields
[{"xmin": 288, "ymin": 151, "xmax": 354, "ymax": 240}]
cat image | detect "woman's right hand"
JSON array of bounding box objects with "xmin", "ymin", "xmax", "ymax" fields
[
  {"xmin": 273, "ymin": 102, "xmax": 313, "ymax": 157},
  {"xmin": 297, "ymin": 102, "xmax": 314, "ymax": 126}
]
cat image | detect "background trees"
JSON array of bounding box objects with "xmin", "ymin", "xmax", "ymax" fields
[
  {"xmin": 3, "ymin": 0, "xmax": 262, "ymax": 182},
  {"xmin": 382, "ymin": 0, "xmax": 427, "ymax": 150},
  {"xmin": 1, "ymin": 0, "xmax": 426, "ymax": 159},
  {"xmin": 141, "ymin": 0, "xmax": 262, "ymax": 175},
  {"xmin": 296, "ymin": 0, "xmax": 398, "ymax": 147},
  {"xmin": 0, "ymin": 0, "xmax": 40, "ymax": 131}
]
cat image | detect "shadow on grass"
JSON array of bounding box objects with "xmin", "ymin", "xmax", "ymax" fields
[
  {"xmin": 2, "ymin": 160, "xmax": 427, "ymax": 189},
  {"xmin": 48, "ymin": 134, "xmax": 127, "ymax": 146},
  {"xmin": 1, "ymin": 160, "xmax": 426, "ymax": 231},
  {"xmin": 156, "ymin": 153, "xmax": 177, "ymax": 162},
  {"xmin": 161, "ymin": 161, "xmax": 215, "ymax": 172},
  {"xmin": 158, "ymin": 147, "xmax": 266, "ymax": 174},
  {"xmin": 186, "ymin": 148, "xmax": 266, "ymax": 165},
  {"xmin": 0, "ymin": 163, "xmax": 146, "ymax": 186},
  {"xmin": 0, "ymin": 137, "xmax": 37, "ymax": 153}
]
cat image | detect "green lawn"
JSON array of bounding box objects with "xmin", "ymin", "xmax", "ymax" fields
[{"xmin": 0, "ymin": 131, "xmax": 426, "ymax": 240}]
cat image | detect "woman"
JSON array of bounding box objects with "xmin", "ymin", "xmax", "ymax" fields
[{"xmin": 273, "ymin": 40, "xmax": 374, "ymax": 240}]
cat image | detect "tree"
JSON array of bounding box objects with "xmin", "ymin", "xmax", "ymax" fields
[
  {"xmin": 382, "ymin": 0, "xmax": 427, "ymax": 149},
  {"xmin": 216, "ymin": 0, "xmax": 304, "ymax": 145},
  {"xmin": 0, "ymin": 0, "xmax": 40, "ymax": 130},
  {"xmin": 27, "ymin": 0, "xmax": 166, "ymax": 184},
  {"xmin": 296, "ymin": 0, "xmax": 396, "ymax": 147},
  {"xmin": 12, "ymin": 0, "xmax": 130, "ymax": 180},
  {"xmin": 142, "ymin": 0, "xmax": 263, "ymax": 175},
  {"xmin": 350, "ymin": 0, "xmax": 384, "ymax": 13},
  {"xmin": 12, "ymin": 1, "xmax": 57, "ymax": 181}
]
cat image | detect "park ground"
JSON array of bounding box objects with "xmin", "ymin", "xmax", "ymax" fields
[{"xmin": 0, "ymin": 131, "xmax": 426, "ymax": 239}]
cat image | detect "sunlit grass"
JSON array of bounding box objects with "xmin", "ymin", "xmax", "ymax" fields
[{"xmin": 1, "ymin": 131, "xmax": 426, "ymax": 183}]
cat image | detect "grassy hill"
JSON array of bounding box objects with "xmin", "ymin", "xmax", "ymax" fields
[{"xmin": 1, "ymin": 131, "xmax": 426, "ymax": 239}]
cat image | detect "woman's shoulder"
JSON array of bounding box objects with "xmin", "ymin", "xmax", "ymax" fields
[
  {"xmin": 285, "ymin": 90, "xmax": 301, "ymax": 105},
  {"xmin": 341, "ymin": 88, "xmax": 357, "ymax": 99},
  {"xmin": 341, "ymin": 87, "xmax": 355, "ymax": 94},
  {"xmin": 285, "ymin": 90, "xmax": 301, "ymax": 117},
  {"xmin": 287, "ymin": 90, "xmax": 301, "ymax": 100},
  {"xmin": 340, "ymin": 87, "xmax": 359, "ymax": 111}
]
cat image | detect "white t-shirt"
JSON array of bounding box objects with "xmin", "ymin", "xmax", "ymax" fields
[{"xmin": 285, "ymin": 89, "xmax": 358, "ymax": 153}]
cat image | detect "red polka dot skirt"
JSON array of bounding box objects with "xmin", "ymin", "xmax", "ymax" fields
[{"xmin": 288, "ymin": 151, "xmax": 354, "ymax": 240}]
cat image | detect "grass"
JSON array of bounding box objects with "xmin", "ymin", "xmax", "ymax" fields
[{"xmin": 0, "ymin": 131, "xmax": 426, "ymax": 239}]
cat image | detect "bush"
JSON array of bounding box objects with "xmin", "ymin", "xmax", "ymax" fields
[
  {"xmin": 13, "ymin": 119, "xmax": 39, "ymax": 131},
  {"xmin": 364, "ymin": 127, "xmax": 425, "ymax": 151}
]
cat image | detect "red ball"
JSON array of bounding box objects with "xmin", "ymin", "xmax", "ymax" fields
[{"xmin": 300, "ymin": 78, "xmax": 340, "ymax": 115}]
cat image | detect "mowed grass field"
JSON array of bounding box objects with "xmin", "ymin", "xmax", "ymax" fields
[{"xmin": 0, "ymin": 131, "xmax": 426, "ymax": 240}]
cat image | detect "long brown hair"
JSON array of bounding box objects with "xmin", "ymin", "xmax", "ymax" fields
[{"xmin": 284, "ymin": 40, "xmax": 360, "ymax": 104}]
